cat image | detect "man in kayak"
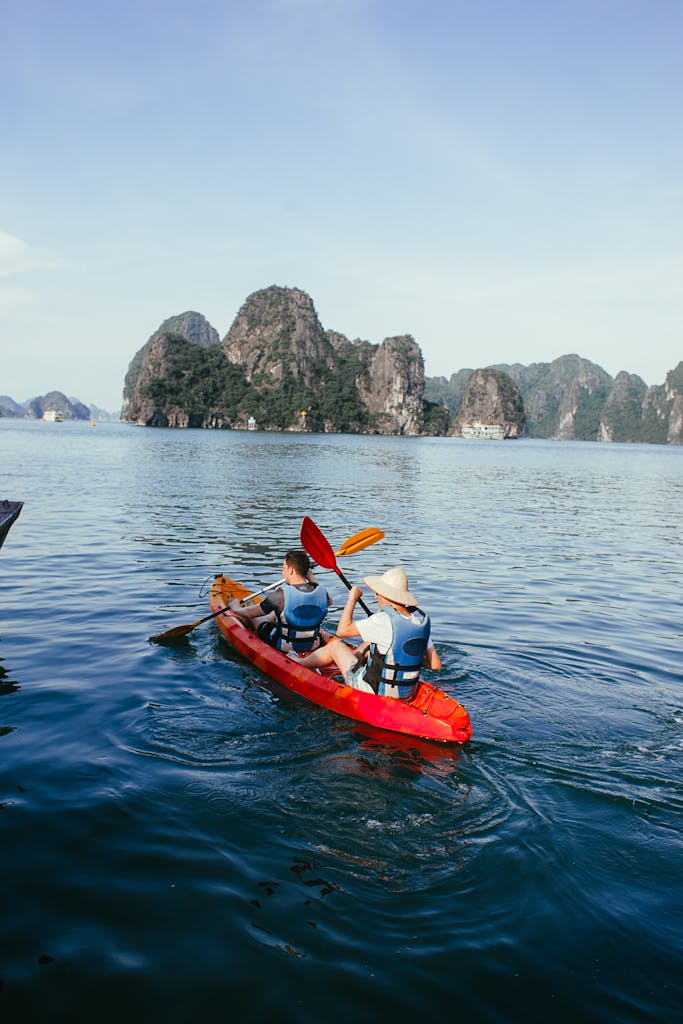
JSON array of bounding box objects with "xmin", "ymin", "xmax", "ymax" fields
[
  {"xmin": 228, "ymin": 549, "xmax": 332, "ymax": 655},
  {"xmin": 296, "ymin": 567, "xmax": 442, "ymax": 700}
]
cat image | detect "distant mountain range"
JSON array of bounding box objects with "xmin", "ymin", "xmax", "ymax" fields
[
  {"xmin": 121, "ymin": 285, "xmax": 682, "ymax": 444},
  {"xmin": 5, "ymin": 286, "xmax": 681, "ymax": 445},
  {"xmin": 0, "ymin": 392, "xmax": 119, "ymax": 422},
  {"xmin": 425, "ymin": 356, "xmax": 683, "ymax": 443}
]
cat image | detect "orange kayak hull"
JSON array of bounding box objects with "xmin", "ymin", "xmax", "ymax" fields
[{"xmin": 210, "ymin": 575, "xmax": 472, "ymax": 745}]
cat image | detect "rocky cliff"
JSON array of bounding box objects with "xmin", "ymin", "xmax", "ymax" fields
[
  {"xmin": 645, "ymin": 362, "xmax": 683, "ymax": 444},
  {"xmin": 121, "ymin": 288, "xmax": 427, "ymax": 434},
  {"xmin": 221, "ymin": 286, "xmax": 335, "ymax": 388},
  {"xmin": 121, "ymin": 289, "xmax": 682, "ymax": 443},
  {"xmin": 451, "ymin": 368, "xmax": 526, "ymax": 438},
  {"xmin": 516, "ymin": 354, "xmax": 612, "ymax": 440},
  {"xmin": 87, "ymin": 403, "xmax": 121, "ymax": 422},
  {"xmin": 665, "ymin": 363, "xmax": 683, "ymax": 443},
  {"xmin": 1, "ymin": 394, "xmax": 118, "ymax": 420},
  {"xmin": 425, "ymin": 355, "xmax": 683, "ymax": 444},
  {"xmin": 158, "ymin": 311, "xmax": 220, "ymax": 349},
  {"xmin": 598, "ymin": 372, "xmax": 649, "ymax": 443},
  {"xmin": 23, "ymin": 391, "xmax": 90, "ymax": 421},
  {"xmin": 0, "ymin": 395, "xmax": 25, "ymax": 417},
  {"xmin": 121, "ymin": 312, "xmax": 226, "ymax": 427},
  {"xmin": 357, "ymin": 335, "xmax": 425, "ymax": 435}
]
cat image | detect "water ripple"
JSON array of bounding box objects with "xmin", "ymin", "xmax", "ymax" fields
[{"xmin": 1, "ymin": 423, "xmax": 682, "ymax": 1022}]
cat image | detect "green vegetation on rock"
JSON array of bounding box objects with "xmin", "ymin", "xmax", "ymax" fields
[{"xmin": 138, "ymin": 338, "xmax": 250, "ymax": 423}]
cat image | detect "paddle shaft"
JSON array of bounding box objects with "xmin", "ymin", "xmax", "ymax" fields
[
  {"xmin": 245, "ymin": 528, "xmax": 383, "ymax": 609},
  {"xmin": 166, "ymin": 576, "xmax": 276, "ymax": 635},
  {"xmin": 300, "ymin": 516, "xmax": 373, "ymax": 615},
  {"xmin": 246, "ymin": 567, "xmax": 372, "ymax": 615},
  {"xmin": 183, "ymin": 602, "xmax": 234, "ymax": 630},
  {"xmin": 151, "ymin": 523, "xmax": 382, "ymax": 643},
  {"xmin": 335, "ymin": 567, "xmax": 372, "ymax": 615},
  {"xmin": 239, "ymin": 577, "xmax": 285, "ymax": 605},
  {"xmin": 239, "ymin": 565, "xmax": 320, "ymax": 605}
]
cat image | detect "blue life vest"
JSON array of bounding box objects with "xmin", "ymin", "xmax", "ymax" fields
[
  {"xmin": 273, "ymin": 581, "xmax": 329, "ymax": 653},
  {"xmin": 363, "ymin": 606, "xmax": 430, "ymax": 699}
]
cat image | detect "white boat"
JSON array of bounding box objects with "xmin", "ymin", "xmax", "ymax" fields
[{"xmin": 460, "ymin": 421, "xmax": 505, "ymax": 439}]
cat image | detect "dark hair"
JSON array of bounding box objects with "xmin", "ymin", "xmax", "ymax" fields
[{"xmin": 284, "ymin": 549, "xmax": 311, "ymax": 576}]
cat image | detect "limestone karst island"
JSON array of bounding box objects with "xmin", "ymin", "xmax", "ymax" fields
[
  {"xmin": 4, "ymin": 285, "xmax": 681, "ymax": 443},
  {"xmin": 120, "ymin": 286, "xmax": 683, "ymax": 444}
]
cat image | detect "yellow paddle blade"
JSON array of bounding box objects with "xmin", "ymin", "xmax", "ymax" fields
[
  {"xmin": 216, "ymin": 576, "xmax": 254, "ymax": 601},
  {"xmin": 335, "ymin": 527, "xmax": 384, "ymax": 556}
]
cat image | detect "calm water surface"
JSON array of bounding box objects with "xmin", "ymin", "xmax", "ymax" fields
[{"xmin": 1, "ymin": 420, "xmax": 681, "ymax": 1022}]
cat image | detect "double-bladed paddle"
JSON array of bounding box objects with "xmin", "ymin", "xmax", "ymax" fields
[
  {"xmin": 243, "ymin": 526, "xmax": 385, "ymax": 604},
  {"xmin": 300, "ymin": 516, "xmax": 373, "ymax": 615},
  {"xmin": 149, "ymin": 524, "xmax": 383, "ymax": 643}
]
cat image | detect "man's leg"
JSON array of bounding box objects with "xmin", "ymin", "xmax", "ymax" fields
[{"xmin": 298, "ymin": 638, "xmax": 357, "ymax": 674}]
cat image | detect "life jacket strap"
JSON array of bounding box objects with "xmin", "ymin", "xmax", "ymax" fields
[
  {"xmin": 274, "ymin": 618, "xmax": 323, "ymax": 653},
  {"xmin": 365, "ymin": 646, "xmax": 421, "ymax": 687}
]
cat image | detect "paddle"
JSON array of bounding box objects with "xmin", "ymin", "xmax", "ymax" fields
[
  {"xmin": 247, "ymin": 526, "xmax": 386, "ymax": 600},
  {"xmin": 149, "ymin": 579, "xmax": 253, "ymax": 643},
  {"xmin": 335, "ymin": 527, "xmax": 384, "ymax": 556},
  {"xmin": 149, "ymin": 525, "xmax": 383, "ymax": 643},
  {"xmin": 300, "ymin": 516, "xmax": 373, "ymax": 615}
]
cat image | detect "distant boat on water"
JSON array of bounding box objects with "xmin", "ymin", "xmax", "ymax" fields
[
  {"xmin": 42, "ymin": 409, "xmax": 63, "ymax": 422},
  {"xmin": 460, "ymin": 422, "xmax": 506, "ymax": 439},
  {"xmin": 0, "ymin": 500, "xmax": 23, "ymax": 551}
]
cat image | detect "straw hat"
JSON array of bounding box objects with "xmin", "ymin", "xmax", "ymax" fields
[{"xmin": 363, "ymin": 567, "xmax": 417, "ymax": 607}]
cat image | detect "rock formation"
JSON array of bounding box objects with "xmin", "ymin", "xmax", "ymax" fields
[
  {"xmin": 451, "ymin": 368, "xmax": 526, "ymax": 438},
  {"xmin": 121, "ymin": 312, "xmax": 224, "ymax": 427},
  {"xmin": 87, "ymin": 403, "xmax": 120, "ymax": 422},
  {"xmin": 0, "ymin": 395, "xmax": 25, "ymax": 417},
  {"xmin": 492, "ymin": 354, "xmax": 612, "ymax": 440},
  {"xmin": 157, "ymin": 311, "xmax": 220, "ymax": 348},
  {"xmin": 121, "ymin": 288, "xmax": 427, "ymax": 434},
  {"xmin": 119, "ymin": 287, "xmax": 682, "ymax": 443},
  {"xmin": 221, "ymin": 286, "xmax": 335, "ymax": 388},
  {"xmin": 599, "ymin": 372, "xmax": 649, "ymax": 442},
  {"xmin": 425, "ymin": 354, "xmax": 683, "ymax": 444},
  {"xmin": 660, "ymin": 362, "xmax": 683, "ymax": 444},
  {"xmin": 23, "ymin": 391, "xmax": 90, "ymax": 421},
  {"xmin": 357, "ymin": 336, "xmax": 425, "ymax": 435},
  {"xmin": 666, "ymin": 377, "xmax": 683, "ymax": 444}
]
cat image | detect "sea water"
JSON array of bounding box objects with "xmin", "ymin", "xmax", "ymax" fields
[{"xmin": 0, "ymin": 420, "xmax": 681, "ymax": 1022}]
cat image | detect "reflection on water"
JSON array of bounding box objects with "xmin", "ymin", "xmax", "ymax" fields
[{"xmin": 0, "ymin": 420, "xmax": 681, "ymax": 1022}]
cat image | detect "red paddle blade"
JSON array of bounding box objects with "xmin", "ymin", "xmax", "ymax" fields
[{"xmin": 300, "ymin": 516, "xmax": 338, "ymax": 571}]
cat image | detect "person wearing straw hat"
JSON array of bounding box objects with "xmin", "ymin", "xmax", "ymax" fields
[{"xmin": 296, "ymin": 567, "xmax": 441, "ymax": 700}]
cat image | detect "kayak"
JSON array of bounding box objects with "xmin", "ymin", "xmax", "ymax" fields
[{"xmin": 209, "ymin": 574, "xmax": 472, "ymax": 744}]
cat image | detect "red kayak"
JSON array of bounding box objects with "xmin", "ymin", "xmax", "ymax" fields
[{"xmin": 209, "ymin": 574, "xmax": 472, "ymax": 745}]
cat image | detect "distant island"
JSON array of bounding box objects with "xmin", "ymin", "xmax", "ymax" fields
[
  {"xmin": 121, "ymin": 285, "xmax": 683, "ymax": 444},
  {"xmin": 0, "ymin": 392, "xmax": 119, "ymax": 422},
  {"xmin": 5, "ymin": 287, "xmax": 681, "ymax": 443}
]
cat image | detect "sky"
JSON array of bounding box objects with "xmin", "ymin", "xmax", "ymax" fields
[{"xmin": 1, "ymin": 0, "xmax": 681, "ymax": 412}]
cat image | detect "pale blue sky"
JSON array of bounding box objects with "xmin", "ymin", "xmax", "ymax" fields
[{"xmin": 2, "ymin": 0, "xmax": 681, "ymax": 411}]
